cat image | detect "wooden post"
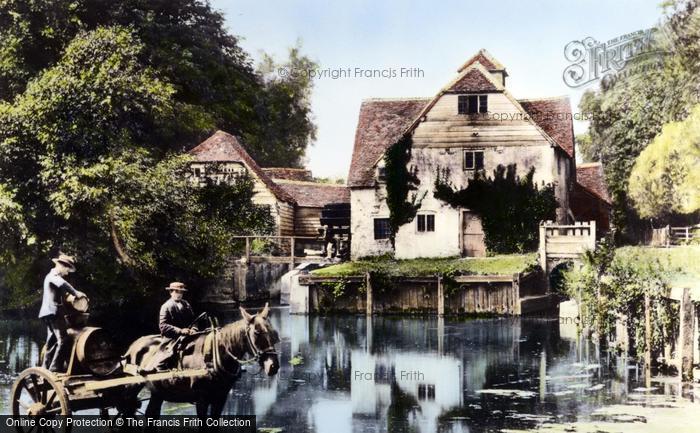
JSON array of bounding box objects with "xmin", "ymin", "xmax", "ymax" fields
[
  {"xmin": 245, "ymin": 236, "xmax": 251, "ymax": 263},
  {"xmin": 678, "ymin": 287, "xmax": 694, "ymax": 382},
  {"xmin": 365, "ymin": 272, "xmax": 373, "ymax": 316},
  {"xmin": 437, "ymin": 276, "xmax": 445, "ymax": 316},
  {"xmin": 290, "ymin": 236, "xmax": 296, "ymax": 270},
  {"xmin": 644, "ymin": 294, "xmax": 652, "ymax": 388}
]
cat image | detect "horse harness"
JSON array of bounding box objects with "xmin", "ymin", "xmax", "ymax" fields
[{"xmin": 204, "ymin": 323, "xmax": 277, "ymax": 377}]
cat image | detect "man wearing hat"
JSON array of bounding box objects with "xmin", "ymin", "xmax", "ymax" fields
[
  {"xmin": 38, "ymin": 253, "xmax": 86, "ymax": 372},
  {"xmin": 159, "ymin": 282, "xmax": 195, "ymax": 339},
  {"xmin": 142, "ymin": 282, "xmax": 196, "ymax": 373}
]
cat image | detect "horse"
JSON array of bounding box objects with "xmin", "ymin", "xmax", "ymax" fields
[{"xmin": 122, "ymin": 303, "xmax": 280, "ymax": 418}]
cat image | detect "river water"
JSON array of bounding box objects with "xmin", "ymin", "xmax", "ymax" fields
[{"xmin": 1, "ymin": 307, "xmax": 699, "ymax": 432}]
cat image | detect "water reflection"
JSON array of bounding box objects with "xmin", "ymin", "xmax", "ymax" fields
[{"xmin": 0, "ymin": 309, "xmax": 695, "ymax": 432}]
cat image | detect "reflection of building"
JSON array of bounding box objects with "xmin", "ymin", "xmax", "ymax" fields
[{"xmin": 351, "ymin": 351, "xmax": 463, "ymax": 433}]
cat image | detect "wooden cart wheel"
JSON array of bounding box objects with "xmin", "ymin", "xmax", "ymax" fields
[{"xmin": 11, "ymin": 367, "xmax": 71, "ymax": 417}]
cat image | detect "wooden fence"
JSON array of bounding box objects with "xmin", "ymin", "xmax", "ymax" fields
[{"xmin": 649, "ymin": 224, "xmax": 699, "ymax": 247}]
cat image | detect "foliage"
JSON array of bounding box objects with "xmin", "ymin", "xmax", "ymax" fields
[
  {"xmin": 578, "ymin": 1, "xmax": 700, "ymax": 239},
  {"xmin": 434, "ymin": 164, "xmax": 558, "ymax": 254},
  {"xmin": 311, "ymin": 254, "xmax": 538, "ymax": 278},
  {"xmin": 563, "ymin": 240, "xmax": 678, "ymax": 359},
  {"xmin": 0, "ymin": 0, "xmax": 316, "ymax": 166},
  {"xmin": 575, "ymin": 132, "xmax": 596, "ymax": 162},
  {"xmin": 629, "ymin": 104, "xmax": 700, "ymax": 218},
  {"xmin": 0, "ymin": 27, "xmax": 272, "ymax": 309},
  {"xmin": 383, "ymin": 134, "xmax": 425, "ymax": 246}
]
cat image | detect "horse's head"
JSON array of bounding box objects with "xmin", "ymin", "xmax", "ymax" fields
[{"xmin": 240, "ymin": 303, "xmax": 280, "ymax": 376}]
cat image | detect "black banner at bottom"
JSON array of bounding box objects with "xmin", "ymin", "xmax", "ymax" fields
[{"xmin": 0, "ymin": 416, "xmax": 256, "ymax": 432}]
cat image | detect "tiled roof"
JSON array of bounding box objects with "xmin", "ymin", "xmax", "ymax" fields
[
  {"xmin": 347, "ymin": 98, "xmax": 429, "ymax": 187},
  {"xmin": 262, "ymin": 168, "xmax": 313, "ymax": 182},
  {"xmin": 519, "ymin": 97, "xmax": 575, "ymax": 158},
  {"xmin": 276, "ymin": 180, "xmax": 350, "ymax": 208},
  {"xmin": 188, "ymin": 130, "xmax": 296, "ymax": 204},
  {"xmin": 457, "ymin": 49, "xmax": 506, "ymax": 73},
  {"xmin": 576, "ymin": 162, "xmax": 612, "ymax": 204},
  {"xmin": 447, "ymin": 68, "xmax": 500, "ymax": 93}
]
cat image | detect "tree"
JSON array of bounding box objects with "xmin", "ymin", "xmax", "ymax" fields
[
  {"xmin": 629, "ymin": 104, "xmax": 700, "ymax": 219},
  {"xmin": 0, "ymin": 27, "xmax": 273, "ymax": 309},
  {"xmin": 434, "ymin": 165, "xmax": 558, "ymax": 254},
  {"xmin": 578, "ymin": 0, "xmax": 700, "ymax": 240},
  {"xmin": 0, "ymin": 0, "xmax": 316, "ymax": 166}
]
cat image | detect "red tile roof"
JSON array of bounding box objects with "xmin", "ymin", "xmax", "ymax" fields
[
  {"xmin": 457, "ymin": 49, "xmax": 506, "ymax": 73},
  {"xmin": 347, "ymin": 98, "xmax": 429, "ymax": 187},
  {"xmin": 519, "ymin": 97, "xmax": 575, "ymax": 158},
  {"xmin": 448, "ymin": 68, "xmax": 499, "ymax": 93},
  {"xmin": 576, "ymin": 162, "xmax": 612, "ymax": 204},
  {"xmin": 189, "ymin": 130, "xmax": 296, "ymax": 203},
  {"xmin": 262, "ymin": 168, "xmax": 313, "ymax": 181},
  {"xmin": 277, "ymin": 180, "xmax": 350, "ymax": 208}
]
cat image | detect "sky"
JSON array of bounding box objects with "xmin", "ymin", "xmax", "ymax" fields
[{"xmin": 211, "ymin": 0, "xmax": 665, "ymax": 178}]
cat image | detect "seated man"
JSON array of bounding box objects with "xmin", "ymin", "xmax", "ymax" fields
[
  {"xmin": 159, "ymin": 282, "xmax": 195, "ymax": 339},
  {"xmin": 141, "ymin": 282, "xmax": 196, "ymax": 373}
]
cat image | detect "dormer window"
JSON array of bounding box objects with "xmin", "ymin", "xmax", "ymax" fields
[{"xmin": 458, "ymin": 95, "xmax": 488, "ymax": 114}]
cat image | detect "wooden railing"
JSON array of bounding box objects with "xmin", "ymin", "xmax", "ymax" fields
[
  {"xmin": 649, "ymin": 225, "xmax": 699, "ymax": 247},
  {"xmin": 232, "ymin": 235, "xmax": 327, "ymax": 266}
]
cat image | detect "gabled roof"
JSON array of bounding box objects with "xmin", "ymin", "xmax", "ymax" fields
[
  {"xmin": 457, "ymin": 48, "xmax": 507, "ymax": 74},
  {"xmin": 276, "ymin": 180, "xmax": 350, "ymax": 208},
  {"xmin": 347, "ymin": 98, "xmax": 429, "ymax": 187},
  {"xmin": 519, "ymin": 97, "xmax": 575, "ymax": 158},
  {"xmin": 189, "ymin": 130, "xmax": 296, "ymax": 204},
  {"xmin": 576, "ymin": 162, "xmax": 611, "ymax": 204},
  {"xmin": 447, "ymin": 67, "xmax": 500, "ymax": 93},
  {"xmin": 348, "ymin": 51, "xmax": 576, "ymax": 188}
]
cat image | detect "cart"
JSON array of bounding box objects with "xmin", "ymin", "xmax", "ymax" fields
[{"xmin": 10, "ymin": 325, "xmax": 210, "ymax": 418}]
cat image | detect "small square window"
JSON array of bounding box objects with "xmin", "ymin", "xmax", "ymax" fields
[
  {"xmin": 464, "ymin": 150, "xmax": 484, "ymax": 170},
  {"xmin": 374, "ymin": 218, "xmax": 391, "ymax": 240}
]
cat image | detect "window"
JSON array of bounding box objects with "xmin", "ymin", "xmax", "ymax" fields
[
  {"xmin": 194, "ymin": 167, "xmax": 201, "ymax": 176},
  {"xmin": 377, "ymin": 166, "xmax": 387, "ymax": 181},
  {"xmin": 417, "ymin": 214, "xmax": 435, "ymax": 232},
  {"xmin": 464, "ymin": 150, "xmax": 484, "ymax": 170},
  {"xmin": 458, "ymin": 94, "xmax": 488, "ymax": 114},
  {"xmin": 374, "ymin": 218, "xmax": 391, "ymax": 240}
]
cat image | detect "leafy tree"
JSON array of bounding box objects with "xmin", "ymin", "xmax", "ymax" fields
[
  {"xmin": 434, "ymin": 164, "xmax": 558, "ymax": 254},
  {"xmin": 629, "ymin": 104, "xmax": 700, "ymax": 219},
  {"xmin": 0, "ymin": 27, "xmax": 272, "ymax": 309},
  {"xmin": 578, "ymin": 0, "xmax": 700, "ymax": 240},
  {"xmin": 0, "ymin": 0, "xmax": 316, "ymax": 166},
  {"xmin": 575, "ymin": 132, "xmax": 596, "ymax": 162}
]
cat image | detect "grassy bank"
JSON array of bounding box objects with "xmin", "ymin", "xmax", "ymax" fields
[
  {"xmin": 311, "ymin": 253, "xmax": 538, "ymax": 278},
  {"xmin": 615, "ymin": 245, "xmax": 700, "ymax": 287}
]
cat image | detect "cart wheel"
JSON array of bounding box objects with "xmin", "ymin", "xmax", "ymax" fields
[{"xmin": 11, "ymin": 367, "xmax": 71, "ymax": 416}]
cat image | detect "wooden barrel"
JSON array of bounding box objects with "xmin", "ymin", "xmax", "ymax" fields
[
  {"xmin": 74, "ymin": 327, "xmax": 121, "ymax": 376},
  {"xmin": 65, "ymin": 293, "xmax": 89, "ymax": 312}
]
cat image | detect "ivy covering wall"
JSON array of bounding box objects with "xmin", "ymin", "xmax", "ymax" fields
[
  {"xmin": 383, "ymin": 134, "xmax": 425, "ymax": 246},
  {"xmin": 434, "ymin": 164, "xmax": 558, "ymax": 254}
]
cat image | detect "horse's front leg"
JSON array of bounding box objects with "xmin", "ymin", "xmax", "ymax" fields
[
  {"xmin": 209, "ymin": 386, "xmax": 233, "ymax": 418},
  {"xmin": 196, "ymin": 400, "xmax": 208, "ymax": 419},
  {"xmin": 145, "ymin": 393, "xmax": 163, "ymax": 418}
]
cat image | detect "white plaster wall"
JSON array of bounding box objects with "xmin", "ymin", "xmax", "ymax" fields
[{"xmin": 350, "ymin": 187, "xmax": 393, "ymax": 259}]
